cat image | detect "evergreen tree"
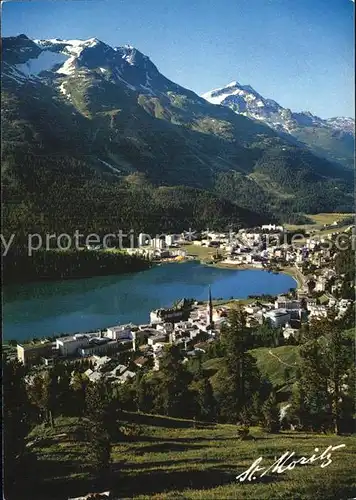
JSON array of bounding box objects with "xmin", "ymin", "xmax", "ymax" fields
[
  {"xmin": 215, "ymin": 309, "xmax": 263, "ymax": 422},
  {"xmin": 158, "ymin": 345, "xmax": 194, "ymax": 418},
  {"xmin": 290, "ymin": 321, "xmax": 353, "ymax": 433},
  {"xmin": 3, "ymin": 358, "xmax": 31, "ymax": 496},
  {"xmin": 297, "ymin": 336, "xmax": 331, "ymax": 431},
  {"xmin": 325, "ymin": 327, "xmax": 350, "ymax": 435},
  {"xmin": 86, "ymin": 423, "xmax": 111, "ymax": 477},
  {"xmin": 135, "ymin": 372, "xmax": 155, "ymax": 413},
  {"xmin": 190, "ymin": 373, "xmax": 216, "ymax": 421},
  {"xmin": 42, "ymin": 370, "xmax": 58, "ymax": 427},
  {"xmin": 84, "ymin": 382, "xmax": 113, "ymax": 475},
  {"xmin": 28, "ymin": 373, "xmax": 47, "ymax": 423},
  {"xmin": 262, "ymin": 392, "xmax": 280, "ymax": 433},
  {"xmin": 249, "ymin": 392, "xmax": 262, "ymax": 425},
  {"xmin": 71, "ymin": 371, "xmax": 89, "ymax": 417}
]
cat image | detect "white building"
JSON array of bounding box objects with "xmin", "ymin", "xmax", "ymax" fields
[
  {"xmin": 151, "ymin": 237, "xmax": 166, "ymax": 249},
  {"xmin": 93, "ymin": 355, "xmax": 111, "ymax": 370},
  {"xmin": 261, "ymin": 224, "xmax": 284, "ymax": 232},
  {"xmin": 150, "ymin": 308, "xmax": 184, "ymax": 324},
  {"xmin": 264, "ymin": 309, "xmax": 291, "ymax": 328},
  {"xmin": 156, "ymin": 322, "xmax": 173, "ymax": 333},
  {"xmin": 132, "ymin": 328, "xmax": 156, "ymax": 350},
  {"xmin": 308, "ymin": 305, "xmax": 328, "ymax": 319},
  {"xmin": 315, "ymin": 278, "xmax": 327, "ymax": 292},
  {"xmin": 165, "ymin": 234, "xmax": 177, "ymax": 246},
  {"xmin": 296, "ymin": 253, "xmax": 304, "ymax": 264},
  {"xmin": 147, "ymin": 334, "xmax": 167, "ymax": 346},
  {"xmin": 78, "ymin": 338, "xmax": 120, "ymax": 357},
  {"xmin": 275, "ymin": 297, "xmax": 301, "ymax": 310},
  {"xmin": 56, "ymin": 333, "xmax": 97, "ymax": 357},
  {"xmin": 106, "ymin": 324, "xmax": 134, "ymax": 340},
  {"xmin": 138, "ymin": 233, "xmax": 150, "ymax": 247}
]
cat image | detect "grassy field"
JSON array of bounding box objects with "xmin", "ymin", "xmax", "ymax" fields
[
  {"xmin": 250, "ymin": 345, "xmax": 300, "ymax": 398},
  {"xmin": 202, "ymin": 345, "xmax": 300, "ymax": 400},
  {"xmin": 22, "ymin": 414, "xmax": 356, "ymax": 500},
  {"xmin": 285, "ymin": 213, "xmax": 353, "ymax": 232},
  {"xmin": 208, "ymin": 298, "xmax": 255, "ymax": 307},
  {"xmin": 181, "ymin": 244, "xmax": 220, "ymax": 260}
]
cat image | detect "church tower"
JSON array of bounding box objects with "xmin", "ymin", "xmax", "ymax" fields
[{"xmin": 207, "ymin": 285, "xmax": 213, "ymax": 329}]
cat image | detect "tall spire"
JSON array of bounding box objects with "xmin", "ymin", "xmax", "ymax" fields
[{"xmin": 207, "ymin": 285, "xmax": 213, "ymax": 328}]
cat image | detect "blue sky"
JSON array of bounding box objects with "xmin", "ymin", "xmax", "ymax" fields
[{"xmin": 2, "ymin": 0, "xmax": 354, "ymax": 118}]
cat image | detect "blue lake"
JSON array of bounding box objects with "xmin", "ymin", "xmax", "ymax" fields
[{"xmin": 3, "ymin": 262, "xmax": 296, "ymax": 341}]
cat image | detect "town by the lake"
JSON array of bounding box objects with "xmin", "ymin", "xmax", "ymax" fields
[{"xmin": 6, "ymin": 220, "xmax": 354, "ymax": 378}]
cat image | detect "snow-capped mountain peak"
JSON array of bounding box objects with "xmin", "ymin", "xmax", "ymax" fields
[
  {"xmin": 202, "ymin": 80, "xmax": 354, "ymax": 137},
  {"xmin": 33, "ymin": 37, "xmax": 101, "ymax": 60},
  {"xmin": 325, "ymin": 117, "xmax": 355, "ymax": 134},
  {"xmin": 2, "ymin": 34, "xmax": 182, "ymax": 98},
  {"xmin": 202, "ymin": 81, "xmax": 268, "ymax": 110},
  {"xmin": 226, "ymin": 80, "xmax": 240, "ymax": 87}
]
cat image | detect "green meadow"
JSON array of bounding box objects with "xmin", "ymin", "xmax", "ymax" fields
[{"xmin": 23, "ymin": 414, "xmax": 356, "ymax": 500}]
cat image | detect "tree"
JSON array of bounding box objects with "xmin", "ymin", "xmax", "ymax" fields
[
  {"xmin": 135, "ymin": 372, "xmax": 155, "ymax": 413},
  {"xmin": 190, "ymin": 373, "xmax": 216, "ymax": 421},
  {"xmin": 84, "ymin": 382, "xmax": 113, "ymax": 475},
  {"xmin": 52, "ymin": 363, "xmax": 72, "ymax": 416},
  {"xmin": 215, "ymin": 309, "xmax": 264, "ymax": 422},
  {"xmin": 289, "ymin": 375, "xmax": 309, "ymax": 430},
  {"xmin": 262, "ymin": 392, "xmax": 280, "ymax": 433},
  {"xmin": 42, "ymin": 369, "xmax": 59, "ymax": 427},
  {"xmin": 71, "ymin": 371, "xmax": 89, "ymax": 417},
  {"xmin": 3, "ymin": 358, "xmax": 31, "ymax": 496},
  {"xmin": 324, "ymin": 327, "xmax": 350, "ymax": 435},
  {"xmin": 86, "ymin": 423, "xmax": 111, "ymax": 476},
  {"xmin": 290, "ymin": 321, "xmax": 353, "ymax": 434},
  {"xmin": 28, "ymin": 374, "xmax": 47, "ymax": 423},
  {"xmin": 85, "ymin": 382, "xmax": 113, "ymax": 435},
  {"xmin": 297, "ymin": 335, "xmax": 331, "ymax": 431},
  {"xmin": 307, "ymin": 279, "xmax": 316, "ymax": 294},
  {"xmin": 158, "ymin": 345, "xmax": 194, "ymax": 418},
  {"xmin": 249, "ymin": 392, "xmax": 262, "ymax": 425}
]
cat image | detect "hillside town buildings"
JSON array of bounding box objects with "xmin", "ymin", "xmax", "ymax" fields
[{"xmin": 16, "ymin": 222, "xmax": 354, "ymax": 384}]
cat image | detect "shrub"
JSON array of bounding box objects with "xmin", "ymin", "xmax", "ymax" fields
[{"xmin": 236, "ymin": 425, "xmax": 250, "ymax": 440}]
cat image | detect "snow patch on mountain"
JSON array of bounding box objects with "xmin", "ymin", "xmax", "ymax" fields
[
  {"xmin": 32, "ymin": 38, "xmax": 102, "ymax": 75},
  {"xmin": 15, "ymin": 50, "xmax": 67, "ymax": 77},
  {"xmin": 35, "ymin": 38, "xmax": 100, "ymax": 56},
  {"xmin": 98, "ymin": 158, "xmax": 121, "ymax": 174},
  {"xmin": 325, "ymin": 117, "xmax": 355, "ymax": 134},
  {"xmin": 56, "ymin": 57, "xmax": 76, "ymax": 75},
  {"xmin": 59, "ymin": 81, "xmax": 70, "ymax": 97}
]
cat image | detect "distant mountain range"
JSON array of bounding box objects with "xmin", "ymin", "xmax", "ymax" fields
[
  {"xmin": 2, "ymin": 35, "xmax": 354, "ymax": 238},
  {"xmin": 202, "ymin": 81, "xmax": 354, "ymax": 169}
]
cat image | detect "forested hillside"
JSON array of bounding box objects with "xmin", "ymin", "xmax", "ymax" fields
[{"xmin": 2, "ymin": 35, "xmax": 354, "ymax": 238}]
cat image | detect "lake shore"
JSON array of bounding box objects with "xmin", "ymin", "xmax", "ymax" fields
[{"xmin": 201, "ymin": 261, "xmax": 303, "ymax": 289}]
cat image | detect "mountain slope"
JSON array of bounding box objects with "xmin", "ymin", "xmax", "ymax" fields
[
  {"xmin": 202, "ymin": 81, "xmax": 354, "ymax": 169},
  {"xmin": 2, "ymin": 35, "xmax": 354, "ymax": 235}
]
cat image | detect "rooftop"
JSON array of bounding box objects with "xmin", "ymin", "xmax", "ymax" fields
[{"xmin": 18, "ymin": 341, "xmax": 52, "ymax": 350}]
